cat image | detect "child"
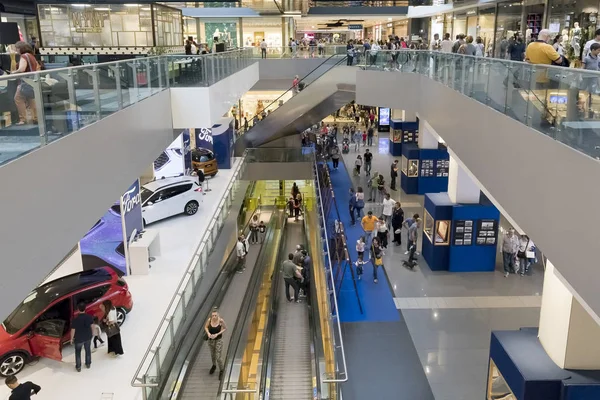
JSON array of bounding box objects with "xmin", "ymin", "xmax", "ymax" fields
[
  {"xmin": 362, "ymin": 130, "xmax": 367, "ymax": 146},
  {"xmin": 258, "ymin": 220, "xmax": 266, "ymax": 243},
  {"xmin": 92, "ymin": 317, "xmax": 104, "ymax": 349},
  {"xmin": 355, "ymin": 236, "xmax": 366, "ymax": 280}
]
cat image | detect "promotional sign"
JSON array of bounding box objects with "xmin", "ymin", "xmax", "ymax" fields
[
  {"xmin": 80, "ymin": 181, "xmax": 142, "ymax": 276},
  {"xmin": 195, "ymin": 127, "xmax": 214, "ymax": 151},
  {"xmin": 211, "ymin": 119, "xmax": 234, "ymax": 169},
  {"xmin": 154, "ymin": 134, "xmax": 185, "ymax": 178},
  {"xmin": 348, "ymin": 24, "xmax": 363, "ymax": 30},
  {"xmin": 378, "ymin": 107, "xmax": 390, "ymax": 132},
  {"xmin": 182, "ymin": 129, "xmax": 192, "ymax": 172}
]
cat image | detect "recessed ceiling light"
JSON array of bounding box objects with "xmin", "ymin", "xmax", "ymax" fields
[
  {"xmin": 388, "ymin": 17, "xmax": 392, "ymax": 21},
  {"xmin": 94, "ymin": 7, "xmax": 111, "ymax": 11}
]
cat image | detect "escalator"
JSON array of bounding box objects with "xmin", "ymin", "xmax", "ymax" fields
[
  {"xmin": 266, "ymin": 221, "xmax": 314, "ymax": 399},
  {"xmin": 234, "ymin": 56, "xmax": 357, "ymax": 155}
]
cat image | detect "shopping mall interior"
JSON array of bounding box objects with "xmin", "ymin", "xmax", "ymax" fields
[{"xmin": 1, "ymin": 1, "xmax": 600, "ymax": 400}]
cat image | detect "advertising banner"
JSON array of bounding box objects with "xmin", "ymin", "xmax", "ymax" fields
[
  {"xmin": 211, "ymin": 118, "xmax": 234, "ymax": 169},
  {"xmin": 378, "ymin": 107, "xmax": 390, "ymax": 132},
  {"xmin": 154, "ymin": 134, "xmax": 185, "ymax": 179},
  {"xmin": 80, "ymin": 180, "xmax": 143, "ymax": 276},
  {"xmin": 182, "ymin": 129, "xmax": 192, "ymax": 172},
  {"xmin": 195, "ymin": 127, "xmax": 214, "ymax": 152}
]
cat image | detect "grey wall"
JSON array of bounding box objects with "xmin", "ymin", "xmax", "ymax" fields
[
  {"xmin": 356, "ymin": 70, "xmax": 600, "ymax": 321},
  {"xmin": 0, "ymin": 90, "xmax": 173, "ymax": 320},
  {"xmin": 252, "ymin": 59, "xmax": 327, "ymax": 91}
]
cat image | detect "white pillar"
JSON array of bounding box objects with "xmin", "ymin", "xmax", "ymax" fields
[
  {"xmin": 539, "ymin": 261, "xmax": 600, "ymax": 369},
  {"xmin": 447, "ymin": 154, "xmax": 480, "ymax": 204},
  {"xmin": 418, "ymin": 118, "xmax": 439, "ymax": 150}
]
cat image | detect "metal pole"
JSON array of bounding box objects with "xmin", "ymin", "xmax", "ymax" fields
[{"xmin": 108, "ymin": 64, "xmax": 123, "ymax": 110}]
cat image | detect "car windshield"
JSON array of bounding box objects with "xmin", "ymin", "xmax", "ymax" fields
[
  {"xmin": 192, "ymin": 151, "xmax": 212, "ymax": 162},
  {"xmin": 3, "ymin": 290, "xmax": 58, "ymax": 334},
  {"xmin": 140, "ymin": 187, "xmax": 154, "ymax": 204}
]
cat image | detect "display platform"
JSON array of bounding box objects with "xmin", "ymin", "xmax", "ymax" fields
[
  {"xmin": 0, "ymin": 160, "xmax": 242, "ymax": 400},
  {"xmin": 489, "ymin": 329, "xmax": 600, "ymax": 400},
  {"xmin": 422, "ymin": 193, "xmax": 499, "ymax": 272},
  {"xmin": 400, "ymin": 144, "xmax": 449, "ymax": 195}
]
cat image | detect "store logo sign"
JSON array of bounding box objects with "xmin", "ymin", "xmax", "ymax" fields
[
  {"xmin": 122, "ymin": 183, "xmax": 141, "ymax": 216},
  {"xmin": 197, "ymin": 128, "xmax": 213, "ymax": 145},
  {"xmin": 348, "ymin": 24, "xmax": 363, "ymax": 30},
  {"xmin": 71, "ymin": 10, "xmax": 106, "ymax": 33}
]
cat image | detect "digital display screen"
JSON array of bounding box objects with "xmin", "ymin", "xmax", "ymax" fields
[
  {"xmin": 549, "ymin": 95, "xmax": 567, "ymax": 104},
  {"xmin": 378, "ymin": 107, "xmax": 390, "ymax": 126}
]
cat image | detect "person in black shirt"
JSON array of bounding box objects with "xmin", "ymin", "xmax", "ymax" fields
[
  {"xmin": 363, "ymin": 149, "xmax": 373, "ymax": 176},
  {"xmin": 390, "ymin": 160, "xmax": 399, "ymax": 191},
  {"xmin": 5, "ymin": 376, "xmax": 40, "ymax": 400},
  {"xmin": 71, "ymin": 302, "xmax": 94, "ymax": 371}
]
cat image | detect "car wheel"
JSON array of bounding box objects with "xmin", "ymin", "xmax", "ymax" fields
[
  {"xmin": 184, "ymin": 201, "xmax": 199, "ymax": 216},
  {"xmin": 0, "ymin": 353, "xmax": 27, "ymax": 377},
  {"xmin": 116, "ymin": 307, "xmax": 127, "ymax": 326}
]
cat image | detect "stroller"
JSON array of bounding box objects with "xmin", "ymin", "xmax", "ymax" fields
[
  {"xmin": 342, "ymin": 138, "xmax": 350, "ymax": 154},
  {"xmin": 402, "ymin": 243, "xmax": 418, "ymax": 270}
]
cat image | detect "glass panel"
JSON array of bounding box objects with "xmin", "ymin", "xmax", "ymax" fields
[
  {"xmin": 157, "ymin": 325, "xmax": 172, "ymax": 367},
  {"xmin": 171, "ymin": 299, "xmax": 184, "ymax": 335}
]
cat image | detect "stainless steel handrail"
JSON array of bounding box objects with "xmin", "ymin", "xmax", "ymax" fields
[
  {"xmin": 131, "ymin": 152, "xmax": 247, "ymax": 394},
  {"xmin": 313, "ymin": 156, "xmax": 348, "ymax": 384}
]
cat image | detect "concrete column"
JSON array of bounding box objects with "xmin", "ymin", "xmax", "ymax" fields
[
  {"xmin": 539, "ymin": 260, "xmax": 600, "ymax": 369},
  {"xmin": 448, "ymin": 153, "xmax": 480, "ymax": 204},
  {"xmin": 418, "ymin": 118, "xmax": 439, "ymax": 150}
]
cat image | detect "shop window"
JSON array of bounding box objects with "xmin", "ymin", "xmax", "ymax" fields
[{"xmin": 73, "ymin": 285, "xmax": 110, "ymax": 307}]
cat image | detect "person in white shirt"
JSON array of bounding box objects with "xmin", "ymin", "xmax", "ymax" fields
[
  {"xmin": 440, "ymin": 33, "xmax": 453, "ymax": 53},
  {"xmin": 355, "ymin": 236, "xmax": 366, "ymax": 279},
  {"xmin": 260, "ymin": 39, "xmax": 268, "ymax": 59},
  {"xmin": 381, "ymin": 193, "xmax": 396, "ymax": 229},
  {"xmin": 376, "ymin": 217, "xmax": 389, "ymax": 248},
  {"xmin": 430, "ymin": 33, "xmax": 441, "ymax": 51},
  {"xmin": 517, "ymin": 234, "xmax": 535, "ymax": 276},
  {"xmin": 236, "ymin": 235, "xmax": 249, "ymax": 273},
  {"xmin": 370, "ymin": 40, "xmax": 381, "ymax": 66},
  {"xmin": 583, "ymin": 28, "xmax": 600, "ymax": 59}
]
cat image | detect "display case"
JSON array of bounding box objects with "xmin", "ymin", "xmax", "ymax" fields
[
  {"xmin": 407, "ymin": 159, "xmax": 419, "ymax": 177},
  {"xmin": 424, "ymin": 210, "xmax": 451, "ymax": 246},
  {"xmin": 392, "ymin": 128, "xmax": 402, "ymax": 143},
  {"xmin": 487, "ymin": 360, "xmax": 516, "ymax": 400}
]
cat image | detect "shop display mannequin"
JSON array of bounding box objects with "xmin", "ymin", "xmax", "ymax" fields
[
  {"xmin": 571, "ymin": 22, "xmax": 582, "ymax": 56},
  {"xmin": 562, "ymin": 28, "xmax": 569, "ymax": 46}
]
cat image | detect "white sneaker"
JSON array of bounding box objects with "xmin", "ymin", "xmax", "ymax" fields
[
  {"xmin": 404, "ymin": 251, "xmax": 409, "ymax": 255},
  {"xmin": 504, "ymin": 272, "xmax": 509, "ymax": 278}
]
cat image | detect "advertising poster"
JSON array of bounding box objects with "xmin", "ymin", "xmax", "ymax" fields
[
  {"xmin": 195, "ymin": 127, "xmax": 214, "ymax": 151},
  {"xmin": 378, "ymin": 107, "xmax": 390, "ymax": 132},
  {"xmin": 80, "ymin": 181, "xmax": 142, "ymax": 276},
  {"xmin": 182, "ymin": 129, "xmax": 192, "ymax": 172},
  {"xmin": 211, "ymin": 118, "xmax": 234, "ymax": 169},
  {"xmin": 153, "ymin": 134, "xmax": 184, "ymax": 179}
]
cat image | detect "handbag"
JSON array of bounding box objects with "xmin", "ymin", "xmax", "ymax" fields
[
  {"xmin": 106, "ymin": 323, "xmax": 120, "ymax": 338},
  {"xmin": 375, "ymin": 257, "xmax": 383, "ymax": 266},
  {"xmin": 517, "ymin": 240, "xmax": 529, "ymax": 259}
]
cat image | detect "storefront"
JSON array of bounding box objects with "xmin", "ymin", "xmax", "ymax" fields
[
  {"xmin": 394, "ymin": 20, "xmax": 409, "ymax": 39},
  {"xmin": 495, "ymin": 1, "xmax": 523, "ymax": 57},
  {"xmin": 478, "ymin": 7, "xmax": 496, "ymax": 56},
  {"xmin": 37, "ymin": 3, "xmax": 182, "ymax": 48},
  {"xmin": 240, "ymin": 90, "xmax": 292, "ymax": 120},
  {"xmin": 547, "ymin": 0, "xmax": 599, "ymax": 60},
  {"xmin": 242, "ymin": 17, "xmax": 283, "ymax": 49}
]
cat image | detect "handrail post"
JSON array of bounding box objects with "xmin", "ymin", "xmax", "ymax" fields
[{"xmin": 108, "ymin": 64, "xmax": 123, "ymax": 110}]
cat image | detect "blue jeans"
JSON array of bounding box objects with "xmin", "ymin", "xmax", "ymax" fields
[
  {"xmin": 75, "ymin": 340, "xmax": 92, "ymax": 370},
  {"xmin": 502, "ymin": 252, "xmax": 516, "ymax": 273}
]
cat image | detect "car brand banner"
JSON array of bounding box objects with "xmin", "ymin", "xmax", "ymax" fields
[
  {"xmin": 195, "ymin": 127, "xmax": 214, "ymax": 152},
  {"xmin": 182, "ymin": 129, "xmax": 192, "ymax": 172},
  {"xmin": 120, "ymin": 179, "xmax": 144, "ymax": 275},
  {"xmin": 154, "ymin": 134, "xmax": 185, "ymax": 179},
  {"xmin": 211, "ymin": 118, "xmax": 234, "ymax": 169}
]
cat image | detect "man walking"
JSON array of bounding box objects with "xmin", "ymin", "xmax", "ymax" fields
[
  {"xmin": 367, "ymin": 127, "xmax": 374, "ymax": 146},
  {"xmin": 390, "ymin": 159, "xmax": 399, "ymax": 191},
  {"xmin": 283, "ymin": 253, "xmax": 302, "ymax": 303},
  {"xmin": 260, "ymin": 39, "xmax": 268, "ymax": 59},
  {"xmin": 363, "ymin": 149, "xmax": 373, "ymax": 176},
  {"xmin": 382, "ymin": 193, "xmax": 396, "ymax": 229},
  {"xmin": 5, "ymin": 376, "xmax": 41, "ymax": 400},
  {"xmin": 349, "ymin": 188, "xmax": 357, "ymax": 226},
  {"xmin": 361, "ymin": 210, "xmax": 377, "ymax": 247},
  {"xmin": 404, "ymin": 214, "xmax": 421, "ymax": 255},
  {"xmin": 502, "ymin": 228, "xmax": 519, "ymax": 277},
  {"xmin": 236, "ymin": 235, "xmax": 248, "ymax": 273},
  {"xmin": 71, "ymin": 302, "xmax": 94, "ymax": 372}
]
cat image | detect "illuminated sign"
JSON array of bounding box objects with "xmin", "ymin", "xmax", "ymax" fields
[{"xmin": 71, "ymin": 10, "xmax": 106, "ymax": 33}]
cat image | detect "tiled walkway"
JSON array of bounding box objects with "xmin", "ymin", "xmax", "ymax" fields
[{"xmin": 338, "ymin": 131, "xmax": 544, "ymax": 400}]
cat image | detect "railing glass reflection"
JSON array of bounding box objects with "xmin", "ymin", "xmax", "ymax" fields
[
  {"xmin": 362, "ymin": 49, "xmax": 600, "ymax": 160},
  {"xmin": 0, "ymin": 48, "xmax": 252, "ymax": 166}
]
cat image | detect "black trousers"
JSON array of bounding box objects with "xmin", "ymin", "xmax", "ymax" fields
[
  {"xmin": 390, "ymin": 176, "xmax": 397, "ymax": 189},
  {"xmin": 284, "ymin": 277, "xmax": 300, "ymax": 301},
  {"xmin": 332, "ymin": 158, "xmax": 339, "ymax": 168},
  {"xmin": 392, "ymin": 226, "xmax": 402, "ymax": 244}
]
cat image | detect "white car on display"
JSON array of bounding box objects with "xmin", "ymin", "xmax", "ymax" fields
[{"xmin": 141, "ymin": 176, "xmax": 202, "ymax": 224}]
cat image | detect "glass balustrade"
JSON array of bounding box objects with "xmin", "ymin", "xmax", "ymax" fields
[
  {"xmin": 362, "ymin": 49, "xmax": 600, "ymax": 160},
  {"xmin": 0, "ymin": 48, "xmax": 253, "ymax": 166},
  {"xmin": 248, "ymin": 45, "xmax": 347, "ymax": 59}
]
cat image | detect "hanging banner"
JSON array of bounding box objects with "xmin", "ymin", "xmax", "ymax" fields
[
  {"xmin": 183, "ymin": 129, "xmax": 192, "ymax": 172},
  {"xmin": 154, "ymin": 134, "xmax": 185, "ymax": 179},
  {"xmin": 211, "ymin": 118, "xmax": 234, "ymax": 169},
  {"xmin": 120, "ymin": 179, "xmax": 143, "ymax": 275}
]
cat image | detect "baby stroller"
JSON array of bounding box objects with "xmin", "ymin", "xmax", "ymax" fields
[
  {"xmin": 402, "ymin": 243, "xmax": 418, "ymax": 270},
  {"xmin": 342, "ymin": 138, "xmax": 350, "ymax": 154}
]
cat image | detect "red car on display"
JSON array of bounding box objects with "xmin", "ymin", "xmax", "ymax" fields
[{"xmin": 0, "ymin": 267, "xmax": 133, "ymax": 376}]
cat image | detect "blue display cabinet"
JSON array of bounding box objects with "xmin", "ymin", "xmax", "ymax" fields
[
  {"xmin": 390, "ymin": 120, "xmax": 419, "ymax": 156},
  {"xmin": 449, "ymin": 198, "xmax": 499, "ymax": 272},
  {"xmin": 422, "ymin": 193, "xmax": 453, "ymax": 271},
  {"xmin": 489, "ymin": 329, "xmax": 600, "ymax": 400},
  {"xmin": 400, "ymin": 143, "xmax": 420, "ymax": 194},
  {"xmin": 400, "ymin": 144, "xmax": 449, "ymax": 195}
]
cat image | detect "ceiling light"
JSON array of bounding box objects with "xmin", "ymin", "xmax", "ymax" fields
[
  {"xmin": 94, "ymin": 7, "xmax": 111, "ymax": 11},
  {"xmin": 387, "ymin": 17, "xmax": 392, "ymax": 21},
  {"xmin": 124, "ymin": 4, "xmax": 139, "ymax": 6},
  {"xmin": 311, "ymin": 26, "xmax": 315, "ymax": 28},
  {"xmin": 71, "ymin": 4, "xmax": 89, "ymax": 7}
]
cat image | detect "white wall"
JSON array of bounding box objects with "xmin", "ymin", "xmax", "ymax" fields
[
  {"xmin": 170, "ymin": 62, "xmax": 259, "ymax": 129},
  {"xmin": 0, "ymin": 90, "xmax": 174, "ymax": 320},
  {"xmin": 355, "ymin": 69, "xmax": 600, "ymax": 322}
]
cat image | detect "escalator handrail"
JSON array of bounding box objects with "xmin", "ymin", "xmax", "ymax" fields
[
  {"xmin": 161, "ymin": 203, "xmax": 267, "ymax": 399},
  {"xmin": 241, "ymin": 53, "xmax": 347, "ymax": 132},
  {"xmin": 314, "ymin": 160, "xmax": 349, "ymax": 384},
  {"xmin": 218, "ymin": 202, "xmax": 283, "ymax": 395}
]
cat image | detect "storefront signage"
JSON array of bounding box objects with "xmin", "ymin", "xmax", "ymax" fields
[
  {"xmin": 121, "ymin": 181, "xmax": 141, "ymax": 216},
  {"xmin": 71, "ymin": 10, "xmax": 106, "ymax": 33},
  {"xmin": 348, "ymin": 24, "xmax": 363, "ymax": 30}
]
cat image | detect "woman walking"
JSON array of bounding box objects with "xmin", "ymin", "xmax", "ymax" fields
[
  {"xmin": 101, "ymin": 300, "xmax": 124, "ymax": 357},
  {"xmin": 370, "ymin": 237, "xmax": 384, "ymax": 284},
  {"xmin": 355, "ymin": 186, "xmax": 365, "ymax": 219},
  {"xmin": 205, "ymin": 308, "xmax": 227, "ymax": 379}
]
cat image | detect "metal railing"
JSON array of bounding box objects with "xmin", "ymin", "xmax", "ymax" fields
[
  {"xmin": 0, "ymin": 48, "xmax": 253, "ymax": 167},
  {"xmin": 313, "ymin": 155, "xmax": 349, "ymax": 389},
  {"xmin": 131, "ymin": 152, "xmax": 247, "ymax": 400},
  {"xmin": 248, "ymin": 45, "xmax": 347, "ymax": 59},
  {"xmin": 361, "ymin": 49, "xmax": 600, "ymax": 160}
]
